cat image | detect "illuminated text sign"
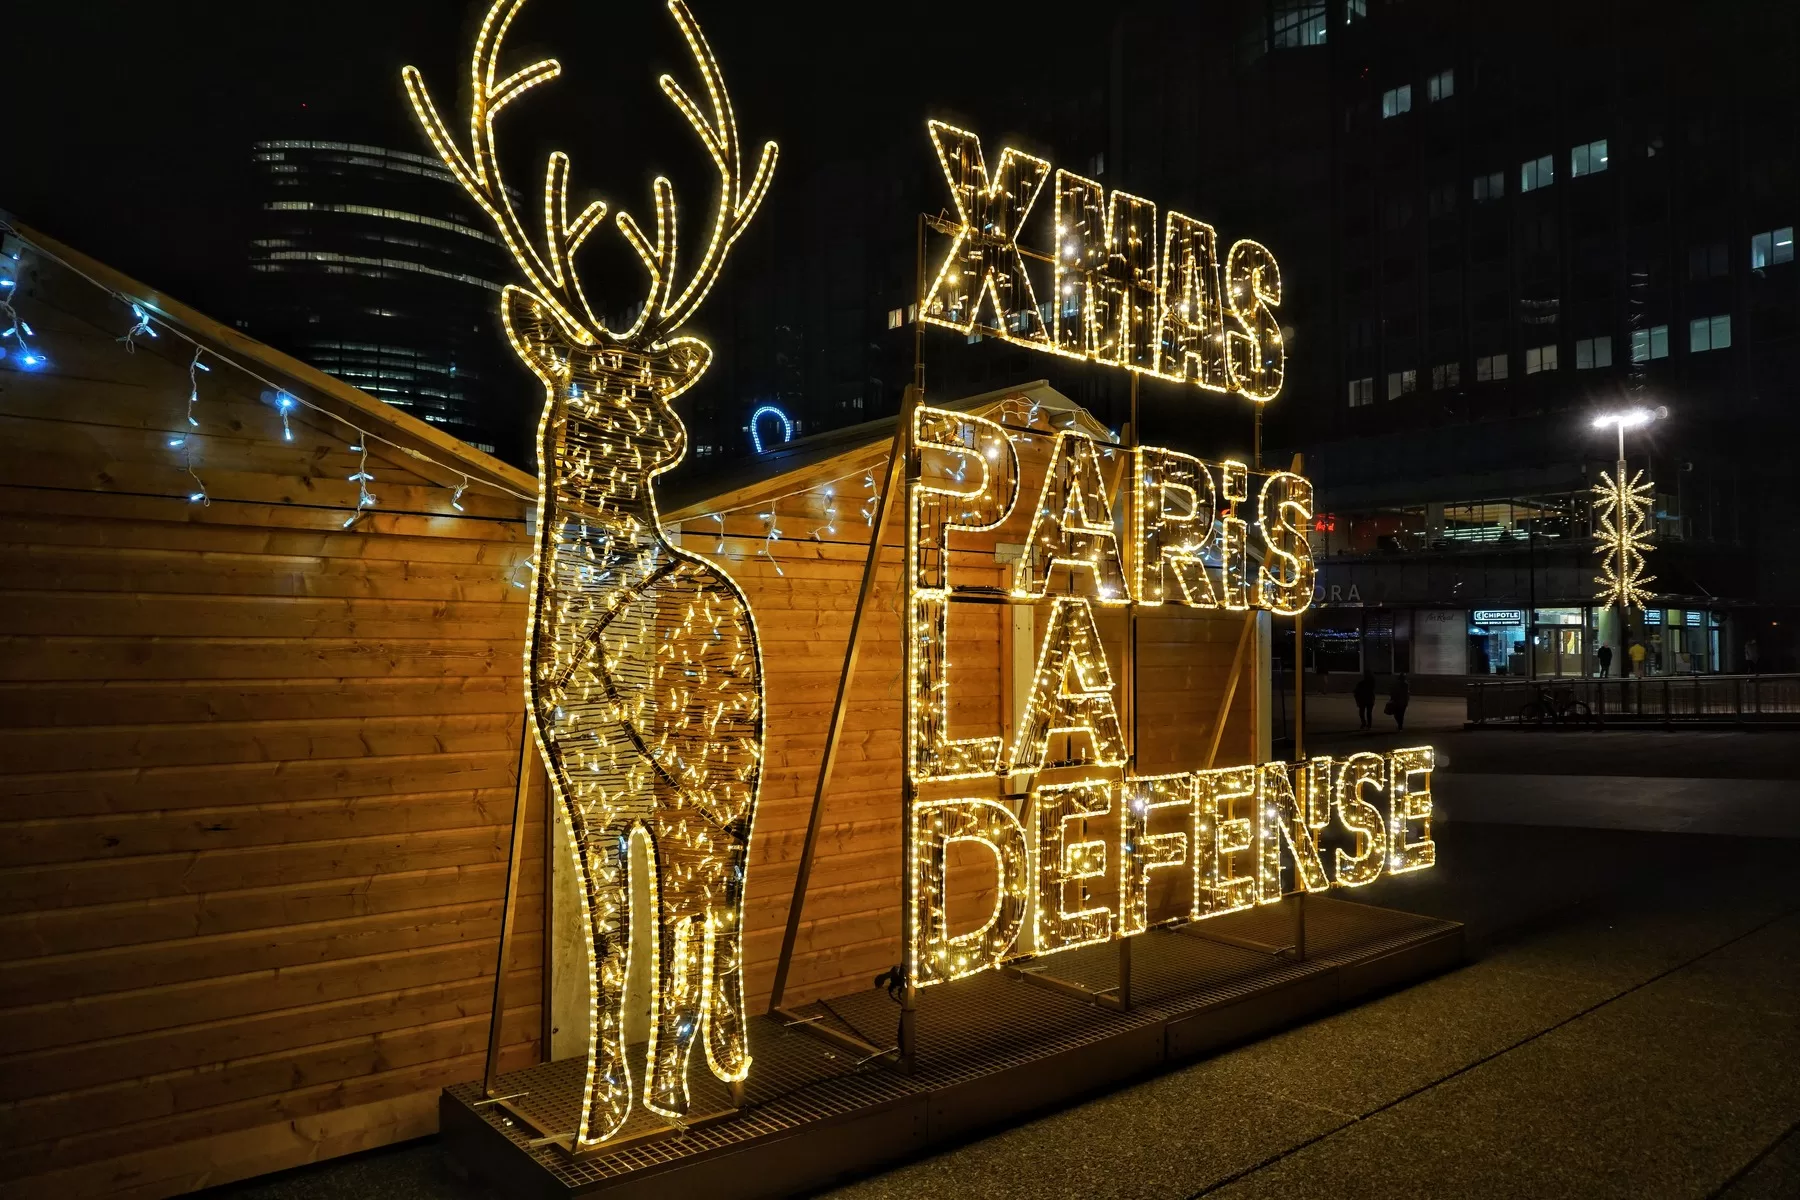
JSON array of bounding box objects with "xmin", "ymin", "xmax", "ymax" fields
[{"xmin": 920, "ymin": 122, "xmax": 1284, "ymax": 401}]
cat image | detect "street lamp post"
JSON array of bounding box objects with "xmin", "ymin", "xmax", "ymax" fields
[{"xmin": 1591, "ymin": 406, "xmax": 1666, "ymax": 676}]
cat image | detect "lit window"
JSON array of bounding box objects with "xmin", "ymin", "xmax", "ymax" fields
[
  {"xmin": 1570, "ymin": 139, "xmax": 1609, "ymax": 177},
  {"xmin": 1431, "ymin": 361, "xmax": 1461, "ymax": 389},
  {"xmin": 1472, "ymin": 171, "xmax": 1505, "ymax": 202},
  {"xmin": 1629, "ymin": 324, "xmax": 1670, "ymax": 362},
  {"xmin": 1524, "ymin": 344, "xmax": 1559, "ymax": 373},
  {"xmin": 1386, "ymin": 368, "xmax": 1417, "ymax": 399},
  {"xmin": 1427, "ymin": 69, "xmax": 1455, "ymax": 102},
  {"xmin": 1520, "ymin": 154, "xmax": 1555, "ymax": 192},
  {"xmin": 1475, "ymin": 353, "xmax": 1509, "ymax": 381},
  {"xmin": 1273, "ymin": 3, "xmax": 1328, "ymax": 47},
  {"xmin": 1751, "ymin": 226, "xmax": 1794, "ymax": 269},
  {"xmin": 1088, "ymin": 152, "xmax": 1106, "ymax": 177},
  {"xmin": 1348, "ymin": 376, "xmax": 1375, "ymax": 407},
  {"xmin": 887, "ymin": 307, "xmax": 904, "ymax": 330},
  {"xmin": 1382, "ymin": 84, "xmax": 1413, "ymax": 118},
  {"xmin": 1345, "ymin": 0, "xmax": 1366, "ymax": 22},
  {"xmin": 1689, "ymin": 313, "xmax": 1731, "ymax": 353},
  {"xmin": 1575, "ymin": 336, "xmax": 1613, "ymax": 369}
]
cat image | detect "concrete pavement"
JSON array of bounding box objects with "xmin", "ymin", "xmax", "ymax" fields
[{"xmin": 199, "ymin": 720, "xmax": 1800, "ymax": 1200}]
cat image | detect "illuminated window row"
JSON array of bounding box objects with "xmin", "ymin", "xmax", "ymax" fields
[
  {"xmin": 254, "ymin": 250, "xmax": 504, "ymax": 291},
  {"xmin": 264, "ymin": 200, "xmax": 501, "ymax": 244},
  {"xmin": 255, "ymin": 139, "xmax": 453, "ymax": 170}
]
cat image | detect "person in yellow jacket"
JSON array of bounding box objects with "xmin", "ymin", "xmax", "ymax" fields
[{"xmin": 1627, "ymin": 640, "xmax": 1648, "ymax": 676}]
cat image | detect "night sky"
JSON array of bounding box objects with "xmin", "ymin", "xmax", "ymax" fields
[{"xmin": 10, "ymin": 0, "xmax": 1073, "ymax": 322}]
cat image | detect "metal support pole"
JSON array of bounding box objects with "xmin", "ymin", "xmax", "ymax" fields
[
  {"xmin": 1116, "ymin": 371, "xmax": 1141, "ymax": 1011},
  {"xmin": 766, "ymin": 389, "xmax": 915, "ymax": 1013},
  {"xmin": 483, "ymin": 711, "xmax": 535, "ymax": 1097},
  {"xmin": 898, "ymin": 423, "xmax": 919, "ymax": 1072},
  {"xmin": 898, "ymin": 214, "xmax": 928, "ymax": 1074},
  {"xmin": 1291, "ymin": 452, "xmax": 1306, "ymax": 962},
  {"xmin": 1205, "ymin": 614, "xmax": 1258, "ymax": 771}
]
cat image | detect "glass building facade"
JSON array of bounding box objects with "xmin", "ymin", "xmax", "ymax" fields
[{"xmin": 245, "ymin": 140, "xmax": 525, "ymax": 464}]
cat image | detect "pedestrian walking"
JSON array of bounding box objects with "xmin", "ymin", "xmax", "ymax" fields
[
  {"xmin": 1745, "ymin": 637, "xmax": 1760, "ymax": 674},
  {"xmin": 1353, "ymin": 668, "xmax": 1376, "ymax": 730},
  {"xmin": 1628, "ymin": 640, "xmax": 1647, "ymax": 677},
  {"xmin": 1385, "ymin": 673, "xmax": 1410, "ymax": 731},
  {"xmin": 1596, "ymin": 644, "xmax": 1613, "ymax": 678}
]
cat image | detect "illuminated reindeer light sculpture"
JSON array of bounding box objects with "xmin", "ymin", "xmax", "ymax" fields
[{"xmin": 404, "ymin": 0, "xmax": 775, "ymax": 1147}]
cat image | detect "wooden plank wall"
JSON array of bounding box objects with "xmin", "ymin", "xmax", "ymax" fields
[
  {"xmin": 0, "ymin": 260, "xmax": 543, "ymax": 1198},
  {"xmin": 675, "ymin": 417, "xmax": 1262, "ymax": 1009}
]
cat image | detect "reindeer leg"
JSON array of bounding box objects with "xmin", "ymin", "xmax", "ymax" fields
[
  {"xmin": 642, "ymin": 831, "xmax": 710, "ymax": 1120},
  {"xmin": 703, "ymin": 846, "xmax": 752, "ymax": 1086},
  {"xmin": 573, "ymin": 822, "xmax": 634, "ymax": 1145}
]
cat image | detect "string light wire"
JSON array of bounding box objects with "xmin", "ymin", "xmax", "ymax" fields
[{"xmin": 1, "ymin": 220, "xmax": 537, "ymax": 512}]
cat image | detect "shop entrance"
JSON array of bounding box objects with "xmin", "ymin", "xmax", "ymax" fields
[
  {"xmin": 1468, "ymin": 609, "xmax": 1526, "ymax": 675},
  {"xmin": 1531, "ymin": 608, "xmax": 1588, "ymax": 677}
]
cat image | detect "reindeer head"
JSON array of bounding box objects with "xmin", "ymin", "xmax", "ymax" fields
[{"xmin": 404, "ymin": 0, "xmax": 776, "ymax": 479}]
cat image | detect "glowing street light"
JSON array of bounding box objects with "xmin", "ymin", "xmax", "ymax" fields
[
  {"xmin": 1591, "ymin": 405, "xmax": 1667, "ymax": 459},
  {"xmin": 1590, "ymin": 406, "xmax": 1666, "ymax": 611}
]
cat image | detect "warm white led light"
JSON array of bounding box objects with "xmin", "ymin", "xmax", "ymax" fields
[
  {"xmin": 1593, "ymin": 465, "xmax": 1656, "ymax": 609},
  {"xmin": 911, "ymin": 797, "xmax": 1030, "ymax": 985},
  {"xmin": 920, "ymin": 126, "xmax": 1284, "ymax": 402},
  {"xmin": 406, "ymin": 0, "xmax": 775, "ymax": 1147}
]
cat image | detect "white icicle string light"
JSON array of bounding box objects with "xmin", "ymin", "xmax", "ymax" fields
[
  {"xmin": 1, "ymin": 220, "xmax": 535, "ymax": 518},
  {"xmin": 277, "ymin": 391, "xmax": 298, "ymax": 441},
  {"xmin": 810, "ymin": 484, "xmax": 838, "ymax": 539},
  {"xmin": 117, "ymin": 301, "xmax": 158, "ymax": 352},
  {"xmin": 344, "ymin": 432, "xmax": 378, "ymax": 527},
  {"xmin": 759, "ymin": 510, "xmax": 784, "ymax": 575},
  {"xmin": 182, "ymin": 442, "xmax": 210, "ymax": 506}
]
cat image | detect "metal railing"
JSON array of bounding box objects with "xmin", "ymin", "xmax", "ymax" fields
[{"xmin": 1467, "ymin": 673, "xmax": 1800, "ymax": 725}]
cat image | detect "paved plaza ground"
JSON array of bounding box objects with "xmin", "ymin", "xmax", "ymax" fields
[{"xmin": 203, "ymin": 723, "xmax": 1800, "ymax": 1200}]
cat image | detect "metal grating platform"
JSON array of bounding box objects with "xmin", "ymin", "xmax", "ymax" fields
[{"xmin": 442, "ymin": 898, "xmax": 1462, "ymax": 1199}]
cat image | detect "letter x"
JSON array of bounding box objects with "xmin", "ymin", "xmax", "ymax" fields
[{"xmin": 921, "ymin": 121, "xmax": 1051, "ymax": 342}]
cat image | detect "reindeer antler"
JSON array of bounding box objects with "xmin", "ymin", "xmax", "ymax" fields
[
  {"xmin": 616, "ymin": 0, "xmax": 778, "ymax": 341},
  {"xmin": 402, "ymin": 0, "xmax": 775, "ymax": 350}
]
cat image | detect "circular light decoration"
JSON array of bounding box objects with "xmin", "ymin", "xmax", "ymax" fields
[{"xmin": 749, "ymin": 403, "xmax": 792, "ymax": 453}]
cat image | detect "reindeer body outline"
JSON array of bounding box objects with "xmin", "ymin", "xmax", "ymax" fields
[{"xmin": 405, "ymin": 0, "xmax": 777, "ymax": 1147}]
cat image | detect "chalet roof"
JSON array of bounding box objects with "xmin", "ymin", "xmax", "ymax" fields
[
  {"xmin": 5, "ymin": 218, "xmax": 535, "ymax": 501},
  {"xmin": 661, "ymin": 380, "xmax": 1111, "ymax": 521}
]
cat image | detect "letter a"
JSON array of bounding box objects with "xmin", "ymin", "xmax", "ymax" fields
[
  {"xmin": 1004, "ymin": 597, "xmax": 1127, "ymax": 772},
  {"xmin": 1016, "ymin": 430, "xmax": 1129, "ymax": 603}
]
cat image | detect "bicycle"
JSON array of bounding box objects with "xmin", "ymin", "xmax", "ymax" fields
[{"xmin": 1518, "ymin": 686, "xmax": 1596, "ymax": 727}]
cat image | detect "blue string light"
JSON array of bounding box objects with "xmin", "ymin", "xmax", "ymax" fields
[
  {"xmin": 117, "ymin": 301, "xmax": 158, "ymax": 352},
  {"xmin": 748, "ymin": 403, "xmax": 792, "ymax": 453},
  {"xmin": 0, "ymin": 299, "xmax": 43, "ymax": 370},
  {"xmin": 275, "ymin": 391, "xmax": 298, "ymax": 440},
  {"xmin": 187, "ymin": 348, "xmax": 209, "ymax": 427}
]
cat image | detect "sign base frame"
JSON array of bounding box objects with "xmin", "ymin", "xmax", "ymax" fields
[{"xmin": 442, "ymin": 897, "xmax": 1462, "ymax": 1198}]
